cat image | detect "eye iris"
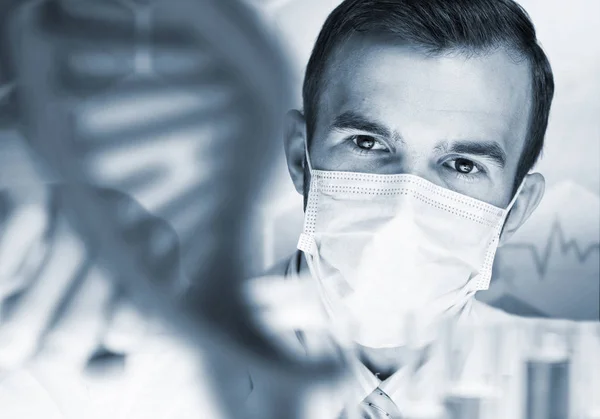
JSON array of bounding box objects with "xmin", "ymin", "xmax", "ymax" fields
[
  {"xmin": 356, "ymin": 136, "xmax": 375, "ymax": 150},
  {"xmin": 455, "ymin": 158, "xmax": 474, "ymax": 173}
]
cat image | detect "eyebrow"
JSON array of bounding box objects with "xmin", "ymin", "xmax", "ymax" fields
[
  {"xmin": 332, "ymin": 111, "xmax": 506, "ymax": 168},
  {"xmin": 332, "ymin": 111, "xmax": 391, "ymax": 138},
  {"xmin": 440, "ymin": 141, "xmax": 507, "ymax": 168}
]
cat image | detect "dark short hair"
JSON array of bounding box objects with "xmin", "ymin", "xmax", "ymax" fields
[{"xmin": 303, "ymin": 0, "xmax": 554, "ymax": 191}]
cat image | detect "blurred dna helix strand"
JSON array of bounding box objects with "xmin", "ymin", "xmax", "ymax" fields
[{"xmin": 5, "ymin": 0, "xmax": 344, "ymax": 418}]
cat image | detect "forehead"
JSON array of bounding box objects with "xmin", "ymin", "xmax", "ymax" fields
[{"xmin": 318, "ymin": 35, "xmax": 533, "ymax": 153}]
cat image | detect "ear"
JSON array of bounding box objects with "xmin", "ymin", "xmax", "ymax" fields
[
  {"xmin": 499, "ymin": 172, "xmax": 545, "ymax": 246},
  {"xmin": 284, "ymin": 109, "xmax": 307, "ymax": 195}
]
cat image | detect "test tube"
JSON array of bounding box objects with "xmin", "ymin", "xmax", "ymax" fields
[
  {"xmin": 441, "ymin": 319, "xmax": 503, "ymax": 419},
  {"xmin": 523, "ymin": 320, "xmax": 573, "ymax": 419},
  {"xmin": 494, "ymin": 319, "xmax": 526, "ymax": 419},
  {"xmin": 573, "ymin": 321, "xmax": 600, "ymax": 419}
]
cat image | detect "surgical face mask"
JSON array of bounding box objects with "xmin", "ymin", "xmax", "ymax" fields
[{"xmin": 297, "ymin": 152, "xmax": 523, "ymax": 349}]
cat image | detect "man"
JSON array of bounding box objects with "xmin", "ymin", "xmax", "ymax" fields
[
  {"xmin": 1, "ymin": 0, "xmax": 556, "ymax": 417},
  {"xmin": 247, "ymin": 0, "xmax": 554, "ymax": 416}
]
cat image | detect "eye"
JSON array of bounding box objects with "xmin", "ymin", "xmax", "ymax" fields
[
  {"xmin": 449, "ymin": 158, "xmax": 480, "ymax": 174},
  {"xmin": 352, "ymin": 135, "xmax": 388, "ymax": 151}
]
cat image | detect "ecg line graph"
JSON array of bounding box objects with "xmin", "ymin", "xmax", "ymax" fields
[{"xmin": 502, "ymin": 219, "xmax": 600, "ymax": 278}]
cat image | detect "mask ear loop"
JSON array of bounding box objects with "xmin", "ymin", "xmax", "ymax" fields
[
  {"xmin": 497, "ymin": 178, "xmax": 527, "ymax": 245},
  {"xmin": 311, "ymin": 256, "xmax": 371, "ymax": 419},
  {"xmin": 472, "ymin": 179, "xmax": 528, "ymax": 291},
  {"xmin": 304, "ymin": 138, "xmax": 314, "ymax": 174},
  {"xmin": 505, "ymin": 178, "xmax": 527, "ymax": 216},
  {"xmin": 303, "ymin": 241, "xmax": 357, "ymax": 349},
  {"xmin": 303, "ymin": 237, "xmax": 364, "ymax": 415}
]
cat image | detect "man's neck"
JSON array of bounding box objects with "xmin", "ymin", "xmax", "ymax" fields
[{"xmin": 357, "ymin": 345, "xmax": 409, "ymax": 380}]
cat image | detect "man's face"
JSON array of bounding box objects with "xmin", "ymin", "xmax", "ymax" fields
[{"xmin": 307, "ymin": 35, "xmax": 533, "ymax": 209}]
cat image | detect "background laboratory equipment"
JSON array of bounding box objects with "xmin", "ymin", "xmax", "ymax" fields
[
  {"xmin": 523, "ymin": 320, "xmax": 573, "ymax": 419},
  {"xmin": 435, "ymin": 317, "xmax": 600, "ymax": 419},
  {"xmin": 572, "ymin": 321, "xmax": 600, "ymax": 419}
]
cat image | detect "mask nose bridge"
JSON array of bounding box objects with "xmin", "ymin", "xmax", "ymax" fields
[
  {"xmin": 393, "ymin": 183, "xmax": 417, "ymax": 218},
  {"xmin": 384, "ymin": 189, "xmax": 420, "ymax": 249}
]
